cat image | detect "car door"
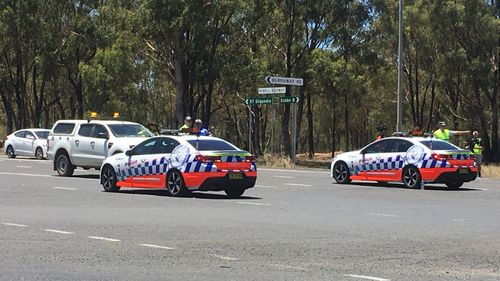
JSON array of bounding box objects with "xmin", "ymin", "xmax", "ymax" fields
[
  {"xmin": 89, "ymin": 124, "xmax": 110, "ymax": 165},
  {"xmin": 12, "ymin": 131, "xmax": 26, "ymax": 155},
  {"xmin": 360, "ymin": 139, "xmax": 397, "ymax": 181},
  {"xmin": 73, "ymin": 124, "xmax": 94, "ymax": 166},
  {"xmin": 123, "ymin": 138, "xmax": 160, "ymax": 188},
  {"xmin": 23, "ymin": 131, "xmax": 37, "ymax": 156}
]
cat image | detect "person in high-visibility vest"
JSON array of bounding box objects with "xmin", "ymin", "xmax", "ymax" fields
[
  {"xmin": 468, "ymin": 130, "xmax": 483, "ymax": 177},
  {"xmin": 433, "ymin": 121, "xmax": 470, "ymax": 142}
]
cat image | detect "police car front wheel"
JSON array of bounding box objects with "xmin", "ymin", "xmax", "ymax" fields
[
  {"xmin": 333, "ymin": 162, "xmax": 351, "ymax": 184},
  {"xmin": 101, "ymin": 165, "xmax": 120, "ymax": 192}
]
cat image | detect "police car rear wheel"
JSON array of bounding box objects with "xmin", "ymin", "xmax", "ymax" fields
[
  {"xmin": 167, "ymin": 170, "xmax": 187, "ymax": 197},
  {"xmin": 333, "ymin": 162, "xmax": 351, "ymax": 184},
  {"xmin": 402, "ymin": 166, "xmax": 421, "ymax": 189},
  {"xmin": 225, "ymin": 187, "xmax": 245, "ymax": 198},
  {"xmin": 101, "ymin": 165, "xmax": 120, "ymax": 192}
]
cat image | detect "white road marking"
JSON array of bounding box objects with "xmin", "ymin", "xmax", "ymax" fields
[
  {"xmin": 236, "ymin": 202, "xmax": 271, "ymax": 206},
  {"xmin": 453, "ymin": 219, "xmax": 466, "ymax": 222},
  {"xmin": 368, "ymin": 213, "xmax": 397, "ymax": 218},
  {"xmin": 271, "ymin": 264, "xmax": 308, "ymax": 271},
  {"xmin": 0, "ymin": 172, "xmax": 95, "ymax": 180},
  {"xmin": 254, "ymin": 185, "xmax": 277, "ymax": 189},
  {"xmin": 273, "ymin": 175, "xmax": 295, "ymax": 179},
  {"xmin": 212, "ymin": 254, "xmax": 239, "ymax": 261},
  {"xmin": 88, "ymin": 236, "xmax": 121, "ymax": 242},
  {"xmin": 2, "ymin": 223, "xmax": 28, "ymax": 227},
  {"xmin": 16, "ymin": 165, "xmax": 32, "ymax": 168},
  {"xmin": 138, "ymin": 243, "xmax": 174, "ymax": 250},
  {"xmin": 284, "ymin": 183, "xmax": 312, "ymax": 187},
  {"xmin": 45, "ymin": 229, "xmax": 74, "ymax": 235},
  {"xmin": 344, "ymin": 274, "xmax": 391, "ymax": 281},
  {"xmin": 53, "ymin": 186, "xmax": 77, "ymax": 191}
]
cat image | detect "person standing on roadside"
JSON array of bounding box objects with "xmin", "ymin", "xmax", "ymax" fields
[
  {"xmin": 179, "ymin": 116, "xmax": 193, "ymax": 134},
  {"xmin": 433, "ymin": 121, "xmax": 470, "ymax": 142},
  {"xmin": 468, "ymin": 131, "xmax": 483, "ymax": 177}
]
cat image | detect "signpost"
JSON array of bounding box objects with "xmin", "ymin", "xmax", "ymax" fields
[
  {"xmin": 265, "ymin": 76, "xmax": 303, "ymax": 86},
  {"xmin": 279, "ymin": 96, "xmax": 299, "ymax": 104},
  {"xmin": 258, "ymin": 87, "xmax": 286, "ymax": 94},
  {"xmin": 245, "ymin": 97, "xmax": 273, "ymax": 105}
]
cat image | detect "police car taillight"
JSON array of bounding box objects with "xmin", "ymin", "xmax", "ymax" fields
[
  {"xmin": 245, "ymin": 156, "xmax": 255, "ymax": 162},
  {"xmin": 432, "ymin": 153, "xmax": 452, "ymax": 161},
  {"xmin": 195, "ymin": 155, "xmax": 222, "ymax": 163}
]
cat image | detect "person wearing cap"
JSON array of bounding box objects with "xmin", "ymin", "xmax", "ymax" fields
[
  {"xmin": 179, "ymin": 116, "xmax": 193, "ymax": 134},
  {"xmin": 192, "ymin": 119, "xmax": 210, "ymax": 136},
  {"xmin": 433, "ymin": 121, "xmax": 470, "ymax": 142},
  {"xmin": 468, "ymin": 130, "xmax": 483, "ymax": 177}
]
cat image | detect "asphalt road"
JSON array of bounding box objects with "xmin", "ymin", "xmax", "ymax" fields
[{"xmin": 0, "ymin": 155, "xmax": 499, "ymax": 281}]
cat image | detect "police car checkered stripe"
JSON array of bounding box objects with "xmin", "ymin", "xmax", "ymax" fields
[{"xmin": 353, "ymin": 153, "xmax": 456, "ymax": 172}]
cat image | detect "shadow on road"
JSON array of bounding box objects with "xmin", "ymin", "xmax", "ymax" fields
[
  {"xmin": 343, "ymin": 182, "xmax": 480, "ymax": 191},
  {"xmin": 113, "ymin": 189, "xmax": 262, "ymax": 200}
]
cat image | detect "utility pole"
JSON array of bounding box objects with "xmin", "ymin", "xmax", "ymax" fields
[{"xmin": 397, "ymin": 0, "xmax": 404, "ymax": 132}]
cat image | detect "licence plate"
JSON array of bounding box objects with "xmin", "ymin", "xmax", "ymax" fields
[
  {"xmin": 458, "ymin": 167, "xmax": 469, "ymax": 174},
  {"xmin": 228, "ymin": 173, "xmax": 243, "ymax": 180}
]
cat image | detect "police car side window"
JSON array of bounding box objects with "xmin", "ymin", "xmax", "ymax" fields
[
  {"xmin": 153, "ymin": 138, "xmax": 179, "ymax": 154},
  {"xmin": 78, "ymin": 124, "xmax": 93, "ymax": 137},
  {"xmin": 133, "ymin": 139, "xmax": 157, "ymax": 155},
  {"xmin": 394, "ymin": 140, "xmax": 413, "ymax": 152},
  {"xmin": 365, "ymin": 140, "xmax": 392, "ymax": 154}
]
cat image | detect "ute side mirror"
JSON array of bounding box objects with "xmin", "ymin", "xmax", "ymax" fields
[{"xmin": 97, "ymin": 132, "xmax": 109, "ymax": 139}]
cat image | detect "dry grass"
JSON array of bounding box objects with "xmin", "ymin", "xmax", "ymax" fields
[
  {"xmin": 482, "ymin": 164, "xmax": 500, "ymax": 179},
  {"xmin": 256, "ymin": 154, "xmax": 294, "ymax": 168}
]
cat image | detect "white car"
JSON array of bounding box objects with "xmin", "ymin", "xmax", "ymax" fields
[
  {"xmin": 100, "ymin": 135, "xmax": 257, "ymax": 198},
  {"xmin": 331, "ymin": 137, "xmax": 477, "ymax": 189},
  {"xmin": 4, "ymin": 129, "xmax": 50, "ymax": 159}
]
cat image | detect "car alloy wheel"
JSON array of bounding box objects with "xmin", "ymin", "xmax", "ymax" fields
[
  {"xmin": 403, "ymin": 166, "xmax": 421, "ymax": 189},
  {"xmin": 101, "ymin": 165, "xmax": 119, "ymax": 192},
  {"xmin": 35, "ymin": 147, "xmax": 44, "ymax": 160},
  {"xmin": 56, "ymin": 154, "xmax": 74, "ymax": 177},
  {"xmin": 333, "ymin": 162, "xmax": 351, "ymax": 184},
  {"xmin": 6, "ymin": 146, "xmax": 15, "ymax": 158},
  {"xmin": 167, "ymin": 170, "xmax": 187, "ymax": 197}
]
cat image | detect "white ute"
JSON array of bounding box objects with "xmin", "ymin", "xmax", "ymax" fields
[{"xmin": 47, "ymin": 119, "xmax": 153, "ymax": 176}]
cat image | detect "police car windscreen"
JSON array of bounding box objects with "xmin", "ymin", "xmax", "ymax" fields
[
  {"xmin": 108, "ymin": 124, "xmax": 154, "ymax": 137},
  {"xmin": 420, "ymin": 140, "xmax": 460, "ymax": 151},
  {"xmin": 187, "ymin": 140, "xmax": 238, "ymax": 151},
  {"xmin": 35, "ymin": 131, "xmax": 49, "ymax": 139}
]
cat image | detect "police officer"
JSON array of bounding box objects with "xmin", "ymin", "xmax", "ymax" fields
[
  {"xmin": 179, "ymin": 116, "xmax": 193, "ymax": 134},
  {"xmin": 468, "ymin": 131, "xmax": 483, "ymax": 177},
  {"xmin": 433, "ymin": 121, "xmax": 470, "ymax": 142}
]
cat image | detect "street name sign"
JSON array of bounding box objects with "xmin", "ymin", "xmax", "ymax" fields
[
  {"xmin": 265, "ymin": 76, "xmax": 303, "ymax": 86},
  {"xmin": 279, "ymin": 96, "xmax": 299, "ymax": 104},
  {"xmin": 245, "ymin": 97, "xmax": 273, "ymax": 105},
  {"xmin": 258, "ymin": 87, "xmax": 286, "ymax": 94}
]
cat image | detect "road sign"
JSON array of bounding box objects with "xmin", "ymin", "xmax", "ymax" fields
[
  {"xmin": 279, "ymin": 96, "xmax": 299, "ymax": 104},
  {"xmin": 258, "ymin": 87, "xmax": 286, "ymax": 94},
  {"xmin": 245, "ymin": 97, "xmax": 273, "ymax": 105},
  {"xmin": 265, "ymin": 76, "xmax": 303, "ymax": 86}
]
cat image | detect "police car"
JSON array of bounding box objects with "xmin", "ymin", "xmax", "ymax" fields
[
  {"xmin": 331, "ymin": 137, "xmax": 477, "ymax": 189},
  {"xmin": 99, "ymin": 135, "xmax": 257, "ymax": 198}
]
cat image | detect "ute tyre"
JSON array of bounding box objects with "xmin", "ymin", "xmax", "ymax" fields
[
  {"xmin": 101, "ymin": 165, "xmax": 120, "ymax": 192},
  {"xmin": 56, "ymin": 153, "xmax": 74, "ymax": 177},
  {"xmin": 35, "ymin": 147, "xmax": 44, "ymax": 160},
  {"xmin": 402, "ymin": 166, "xmax": 421, "ymax": 189},
  {"xmin": 333, "ymin": 162, "xmax": 351, "ymax": 184},
  {"xmin": 6, "ymin": 146, "xmax": 15, "ymax": 158},
  {"xmin": 166, "ymin": 170, "xmax": 187, "ymax": 197},
  {"xmin": 445, "ymin": 179, "xmax": 463, "ymax": 190},
  {"xmin": 225, "ymin": 187, "xmax": 245, "ymax": 198}
]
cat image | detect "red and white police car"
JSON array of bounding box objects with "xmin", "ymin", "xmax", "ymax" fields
[
  {"xmin": 100, "ymin": 135, "xmax": 257, "ymax": 198},
  {"xmin": 331, "ymin": 137, "xmax": 477, "ymax": 189}
]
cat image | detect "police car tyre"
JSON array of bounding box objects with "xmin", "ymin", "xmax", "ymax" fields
[
  {"xmin": 56, "ymin": 153, "xmax": 74, "ymax": 177},
  {"xmin": 167, "ymin": 170, "xmax": 187, "ymax": 197},
  {"xmin": 35, "ymin": 147, "xmax": 44, "ymax": 160},
  {"xmin": 402, "ymin": 166, "xmax": 421, "ymax": 189},
  {"xmin": 101, "ymin": 165, "xmax": 120, "ymax": 192},
  {"xmin": 6, "ymin": 145, "xmax": 15, "ymax": 158},
  {"xmin": 224, "ymin": 187, "xmax": 245, "ymax": 198},
  {"xmin": 445, "ymin": 178, "xmax": 463, "ymax": 190},
  {"xmin": 333, "ymin": 162, "xmax": 351, "ymax": 184}
]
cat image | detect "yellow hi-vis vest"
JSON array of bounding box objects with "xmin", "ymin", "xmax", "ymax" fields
[
  {"xmin": 434, "ymin": 129, "xmax": 450, "ymax": 141},
  {"xmin": 473, "ymin": 138, "xmax": 483, "ymax": 155}
]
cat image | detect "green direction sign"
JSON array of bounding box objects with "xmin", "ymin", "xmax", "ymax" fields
[
  {"xmin": 279, "ymin": 96, "xmax": 299, "ymax": 104},
  {"xmin": 245, "ymin": 97, "xmax": 273, "ymax": 105}
]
